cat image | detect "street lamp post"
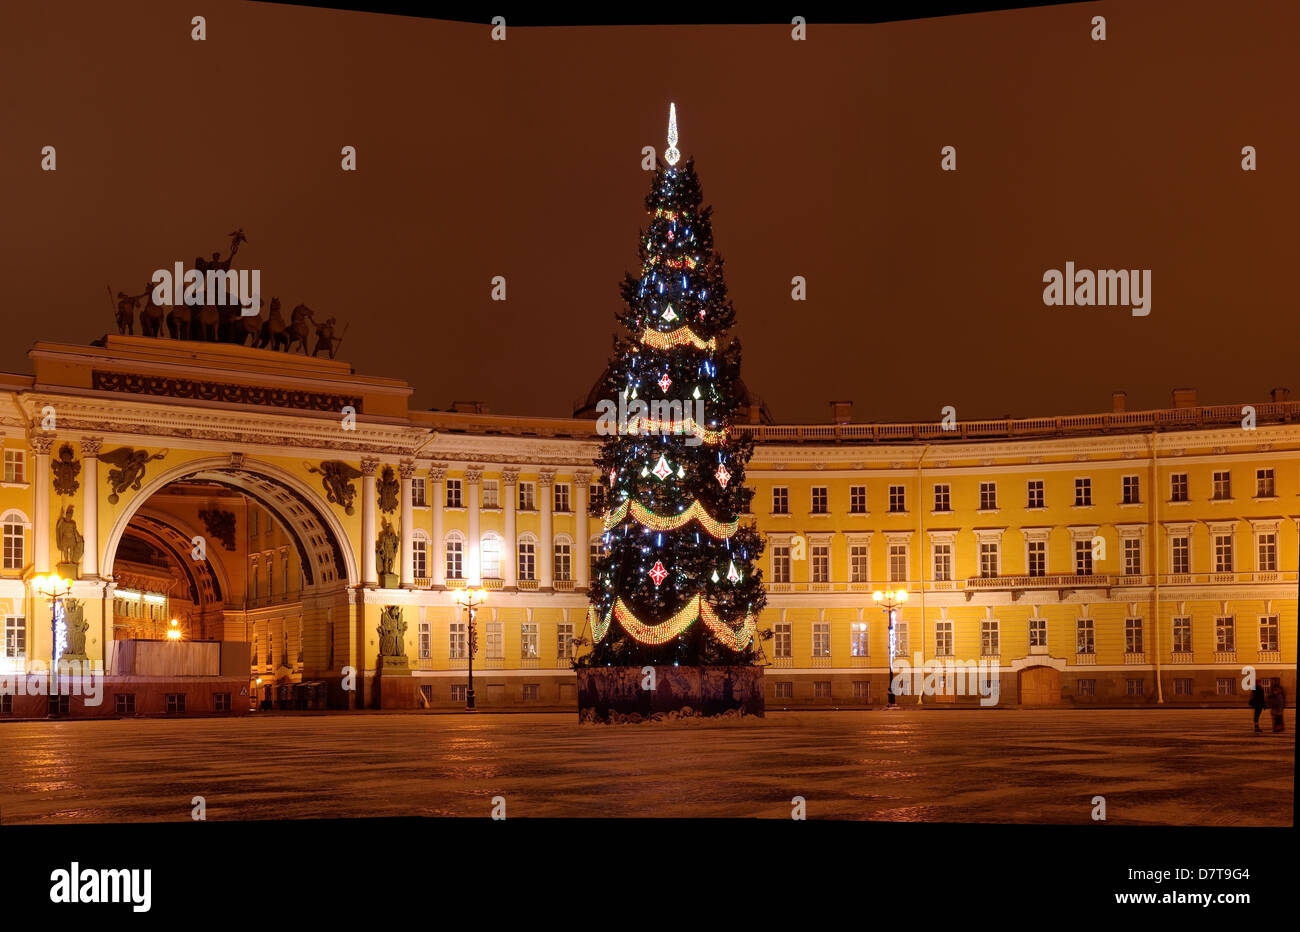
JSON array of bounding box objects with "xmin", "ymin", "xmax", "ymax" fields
[
  {"xmin": 452, "ymin": 587, "xmax": 488, "ymax": 710},
  {"xmin": 873, "ymin": 588, "xmax": 909, "ymax": 708},
  {"xmin": 32, "ymin": 573, "xmax": 73, "ymax": 717}
]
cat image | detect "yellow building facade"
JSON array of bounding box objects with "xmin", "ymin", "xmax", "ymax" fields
[{"xmin": 0, "ymin": 335, "xmax": 1294, "ymax": 714}]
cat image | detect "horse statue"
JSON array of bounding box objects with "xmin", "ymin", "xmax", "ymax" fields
[
  {"xmin": 139, "ymin": 297, "xmax": 165, "ymax": 337},
  {"xmin": 228, "ymin": 305, "xmax": 262, "ymax": 346},
  {"xmin": 287, "ymin": 304, "xmax": 315, "ymax": 355},
  {"xmin": 166, "ymin": 303, "xmax": 193, "ymax": 340},
  {"xmin": 197, "ymin": 304, "xmax": 222, "ymax": 342},
  {"xmin": 258, "ymin": 298, "xmax": 289, "ymax": 351}
]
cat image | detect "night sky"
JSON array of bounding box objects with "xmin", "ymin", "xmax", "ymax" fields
[{"xmin": 1, "ymin": 0, "xmax": 1295, "ymax": 423}]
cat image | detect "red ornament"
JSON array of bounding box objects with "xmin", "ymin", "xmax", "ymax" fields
[
  {"xmin": 649, "ymin": 561, "xmax": 668, "ymax": 587},
  {"xmin": 609, "ymin": 469, "xmax": 616, "ymax": 487},
  {"xmin": 715, "ymin": 463, "xmax": 731, "ymax": 488},
  {"xmin": 658, "ymin": 374, "xmax": 672, "ymax": 392}
]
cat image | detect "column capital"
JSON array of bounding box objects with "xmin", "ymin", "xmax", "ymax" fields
[
  {"xmin": 501, "ymin": 468, "xmax": 519, "ymax": 486},
  {"xmin": 538, "ymin": 470, "xmax": 556, "ymax": 487},
  {"xmin": 80, "ymin": 436, "xmax": 104, "ymax": 458},
  {"xmin": 428, "ymin": 463, "xmax": 447, "ymax": 482},
  {"xmin": 360, "ymin": 458, "xmax": 380, "ymax": 477},
  {"xmin": 465, "ymin": 466, "xmax": 484, "ymax": 485},
  {"xmin": 573, "ymin": 470, "xmax": 595, "ymax": 485},
  {"xmin": 398, "ymin": 459, "xmax": 417, "ymax": 480},
  {"xmin": 31, "ymin": 436, "xmax": 54, "ymax": 456}
]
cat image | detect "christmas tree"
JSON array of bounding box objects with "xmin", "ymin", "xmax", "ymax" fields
[{"xmin": 581, "ymin": 104, "xmax": 766, "ymax": 667}]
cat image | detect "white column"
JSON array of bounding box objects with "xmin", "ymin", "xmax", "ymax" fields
[
  {"xmin": 33, "ymin": 437, "xmax": 52, "ymax": 574},
  {"xmin": 399, "ymin": 459, "xmax": 415, "ymax": 588},
  {"xmin": 574, "ymin": 471, "xmax": 592, "ymax": 590},
  {"xmin": 360, "ymin": 458, "xmax": 378, "ymax": 587},
  {"xmin": 430, "ymin": 466, "xmax": 446, "ymax": 587},
  {"xmin": 80, "ymin": 437, "xmax": 102, "ymax": 577},
  {"xmin": 502, "ymin": 469, "xmax": 518, "ymax": 588},
  {"xmin": 539, "ymin": 471, "xmax": 555, "ymax": 589},
  {"xmin": 466, "ymin": 467, "xmax": 482, "ymax": 584}
]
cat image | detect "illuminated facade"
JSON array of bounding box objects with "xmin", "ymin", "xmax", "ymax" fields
[{"xmin": 0, "ymin": 336, "xmax": 1294, "ymax": 714}]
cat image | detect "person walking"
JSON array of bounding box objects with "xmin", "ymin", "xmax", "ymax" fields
[
  {"xmin": 1268, "ymin": 682, "xmax": 1286, "ymax": 733},
  {"xmin": 1249, "ymin": 682, "xmax": 1267, "ymax": 733}
]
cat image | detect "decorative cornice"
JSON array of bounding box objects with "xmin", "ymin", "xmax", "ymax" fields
[
  {"xmin": 91, "ymin": 369, "xmax": 363, "ymax": 414},
  {"xmin": 21, "ymin": 393, "xmax": 426, "ymax": 458}
]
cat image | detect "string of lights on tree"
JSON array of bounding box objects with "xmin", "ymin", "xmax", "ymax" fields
[{"xmin": 578, "ymin": 103, "xmax": 767, "ymax": 668}]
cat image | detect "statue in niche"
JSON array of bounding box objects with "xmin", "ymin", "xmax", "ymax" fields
[
  {"xmin": 56, "ymin": 505, "xmax": 84, "ymax": 576},
  {"xmin": 101, "ymin": 447, "xmax": 168, "ymax": 504},
  {"xmin": 376, "ymin": 518, "xmax": 399, "ymax": 589},
  {"xmin": 377, "ymin": 465, "xmax": 399, "ymax": 514},
  {"xmin": 305, "ymin": 460, "xmax": 362, "ymax": 515},
  {"xmin": 51, "ymin": 443, "xmax": 81, "ymax": 497},
  {"xmin": 63, "ymin": 599, "xmax": 89, "ymax": 660},
  {"xmin": 199, "ymin": 508, "xmax": 237, "ymax": 551}
]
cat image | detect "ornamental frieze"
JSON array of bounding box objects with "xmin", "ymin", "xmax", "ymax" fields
[
  {"xmin": 91, "ymin": 369, "xmax": 363, "ymax": 414},
  {"xmin": 30, "ymin": 417, "xmax": 419, "ymax": 457}
]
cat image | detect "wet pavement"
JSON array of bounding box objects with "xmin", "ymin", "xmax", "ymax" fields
[{"xmin": 0, "ymin": 710, "xmax": 1291, "ymax": 825}]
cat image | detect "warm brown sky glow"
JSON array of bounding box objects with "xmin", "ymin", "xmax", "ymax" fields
[{"xmin": 1, "ymin": 0, "xmax": 1295, "ymax": 422}]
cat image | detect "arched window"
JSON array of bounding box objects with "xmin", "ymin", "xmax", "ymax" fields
[
  {"xmin": 1, "ymin": 509, "xmax": 29, "ymax": 571},
  {"xmin": 554, "ymin": 534, "xmax": 573, "ymax": 582},
  {"xmin": 480, "ymin": 533, "xmax": 503, "ymax": 580},
  {"xmin": 517, "ymin": 533, "xmax": 537, "ymax": 581},
  {"xmin": 412, "ymin": 530, "xmax": 430, "ymax": 580},
  {"xmin": 445, "ymin": 531, "xmax": 465, "ymax": 580}
]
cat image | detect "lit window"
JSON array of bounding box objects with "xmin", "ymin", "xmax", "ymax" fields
[{"xmin": 850, "ymin": 622, "xmax": 868, "ymax": 657}]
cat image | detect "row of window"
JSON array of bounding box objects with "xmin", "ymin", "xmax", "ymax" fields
[
  {"xmin": 768, "ymin": 615, "xmax": 1282, "ymax": 659},
  {"xmin": 425, "ymin": 479, "xmax": 602, "ymax": 513},
  {"xmin": 0, "ymin": 693, "xmax": 234, "ymax": 715},
  {"xmin": 425, "ymin": 535, "xmax": 600, "ymax": 582},
  {"xmin": 768, "ymin": 469, "xmax": 1279, "ymax": 516},
  {"xmin": 434, "ymin": 621, "xmax": 576, "ymax": 661},
  {"xmin": 770, "ymin": 527, "xmax": 1279, "ymax": 584},
  {"xmin": 445, "ymin": 683, "xmax": 542, "ymax": 702},
  {"xmin": 247, "ymin": 552, "xmax": 298, "ymax": 601}
]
